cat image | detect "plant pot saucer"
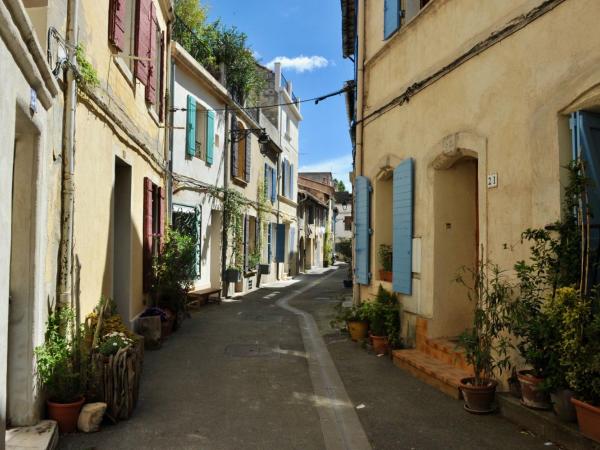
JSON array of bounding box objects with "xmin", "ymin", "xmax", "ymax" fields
[
  {"xmin": 519, "ymin": 399, "xmax": 551, "ymax": 411},
  {"xmin": 464, "ymin": 403, "xmax": 498, "ymax": 415}
]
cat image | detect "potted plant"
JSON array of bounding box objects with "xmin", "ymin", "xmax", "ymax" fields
[
  {"xmin": 364, "ymin": 286, "xmax": 401, "ymax": 355},
  {"xmin": 248, "ymin": 251, "xmax": 261, "ymax": 273},
  {"xmin": 343, "ymin": 257, "xmax": 353, "ymax": 288},
  {"xmin": 553, "ymin": 287, "xmax": 600, "ymax": 440},
  {"xmin": 225, "ymin": 266, "xmax": 242, "ymax": 283},
  {"xmin": 331, "ymin": 302, "xmax": 369, "ymax": 341},
  {"xmin": 455, "ymin": 260, "xmax": 512, "ymax": 414},
  {"xmin": 259, "ymin": 263, "xmax": 271, "ymax": 275},
  {"xmin": 152, "ymin": 228, "xmax": 197, "ymax": 330},
  {"xmin": 35, "ymin": 306, "xmax": 86, "ymax": 433},
  {"xmin": 378, "ymin": 244, "xmax": 393, "ymax": 282}
]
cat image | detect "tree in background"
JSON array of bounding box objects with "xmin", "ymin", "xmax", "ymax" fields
[
  {"xmin": 333, "ymin": 178, "xmax": 346, "ymax": 192},
  {"xmin": 174, "ymin": 0, "xmax": 265, "ymax": 105}
]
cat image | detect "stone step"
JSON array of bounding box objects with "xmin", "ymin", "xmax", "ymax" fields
[
  {"xmin": 392, "ymin": 349, "xmax": 471, "ymax": 400},
  {"xmin": 424, "ymin": 338, "xmax": 473, "ymax": 373}
]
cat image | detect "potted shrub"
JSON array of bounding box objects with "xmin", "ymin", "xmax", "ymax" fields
[
  {"xmin": 343, "ymin": 258, "xmax": 353, "ymax": 288},
  {"xmin": 331, "ymin": 302, "xmax": 369, "ymax": 341},
  {"xmin": 35, "ymin": 306, "xmax": 86, "ymax": 433},
  {"xmin": 378, "ymin": 244, "xmax": 392, "ymax": 282},
  {"xmin": 553, "ymin": 288, "xmax": 600, "ymax": 440},
  {"xmin": 258, "ymin": 263, "xmax": 271, "ymax": 275},
  {"xmin": 364, "ymin": 286, "xmax": 401, "ymax": 355},
  {"xmin": 152, "ymin": 228, "xmax": 197, "ymax": 330},
  {"xmin": 225, "ymin": 267, "xmax": 242, "ymax": 283},
  {"xmin": 140, "ymin": 306, "xmax": 173, "ymax": 339},
  {"xmin": 455, "ymin": 261, "xmax": 512, "ymax": 414}
]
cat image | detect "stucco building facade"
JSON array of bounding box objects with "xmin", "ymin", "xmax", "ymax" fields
[{"xmin": 344, "ymin": 0, "xmax": 600, "ymax": 389}]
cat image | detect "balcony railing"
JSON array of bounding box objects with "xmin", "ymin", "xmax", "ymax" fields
[{"xmin": 280, "ymin": 71, "xmax": 299, "ymax": 106}]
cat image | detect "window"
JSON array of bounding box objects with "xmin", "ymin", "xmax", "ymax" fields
[
  {"xmin": 344, "ymin": 216, "xmax": 352, "ymax": 231},
  {"xmin": 143, "ymin": 177, "xmax": 164, "ymax": 292},
  {"xmin": 172, "ymin": 205, "xmax": 201, "ymax": 278},
  {"xmin": 243, "ymin": 215, "xmax": 258, "ymax": 271},
  {"xmin": 384, "ymin": 0, "xmax": 401, "ymax": 39},
  {"xmin": 237, "ymin": 122, "xmax": 246, "ymax": 179}
]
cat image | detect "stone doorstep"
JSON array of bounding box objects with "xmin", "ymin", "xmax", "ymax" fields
[
  {"xmin": 424, "ymin": 338, "xmax": 474, "ymax": 372},
  {"xmin": 392, "ymin": 349, "xmax": 471, "ymax": 400},
  {"xmin": 497, "ymin": 394, "xmax": 600, "ymax": 450},
  {"xmin": 6, "ymin": 420, "xmax": 58, "ymax": 450}
]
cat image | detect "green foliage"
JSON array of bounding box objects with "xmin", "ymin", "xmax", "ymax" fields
[
  {"xmin": 378, "ymin": 244, "xmax": 393, "ymax": 272},
  {"xmin": 333, "ymin": 179, "xmax": 346, "ymax": 192},
  {"xmin": 255, "ymin": 175, "xmax": 269, "ymax": 263},
  {"xmin": 75, "ymin": 44, "xmax": 100, "ymax": 89},
  {"xmin": 455, "ymin": 261, "xmax": 513, "ymax": 386},
  {"xmin": 323, "ymin": 222, "xmax": 333, "ymax": 266},
  {"xmin": 173, "ymin": 2, "xmax": 265, "ymax": 105},
  {"xmin": 336, "ymin": 238, "xmax": 352, "ymax": 261},
  {"xmin": 97, "ymin": 332, "xmax": 134, "ymax": 357},
  {"xmin": 363, "ymin": 286, "xmax": 401, "ymax": 348},
  {"xmin": 330, "ymin": 302, "xmax": 369, "ymax": 330},
  {"xmin": 152, "ymin": 228, "xmax": 197, "ymax": 314},
  {"xmin": 35, "ymin": 306, "xmax": 86, "ymax": 403}
]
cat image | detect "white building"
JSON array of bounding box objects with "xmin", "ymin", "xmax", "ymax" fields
[{"xmin": 333, "ymin": 191, "xmax": 352, "ymax": 242}]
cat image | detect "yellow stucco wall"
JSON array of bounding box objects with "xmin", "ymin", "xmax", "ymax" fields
[
  {"xmin": 72, "ymin": 0, "xmax": 167, "ymax": 320},
  {"xmin": 356, "ymin": 0, "xmax": 600, "ymax": 338}
]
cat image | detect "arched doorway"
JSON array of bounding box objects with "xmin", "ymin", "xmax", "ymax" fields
[{"xmin": 431, "ymin": 156, "xmax": 479, "ymax": 338}]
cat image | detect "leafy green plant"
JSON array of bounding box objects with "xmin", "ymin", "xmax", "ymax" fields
[
  {"xmin": 152, "ymin": 228, "xmax": 197, "ymax": 315},
  {"xmin": 256, "ymin": 175, "xmax": 270, "ymax": 263},
  {"xmin": 362, "ymin": 286, "xmax": 401, "ymax": 348},
  {"xmin": 75, "ymin": 44, "xmax": 100, "ymax": 89},
  {"xmin": 455, "ymin": 261, "xmax": 513, "ymax": 386},
  {"xmin": 378, "ymin": 244, "xmax": 393, "ymax": 272},
  {"xmin": 97, "ymin": 332, "xmax": 134, "ymax": 357},
  {"xmin": 35, "ymin": 306, "xmax": 86, "ymax": 403},
  {"xmin": 323, "ymin": 222, "xmax": 333, "ymax": 267},
  {"xmin": 330, "ymin": 301, "xmax": 368, "ymax": 330}
]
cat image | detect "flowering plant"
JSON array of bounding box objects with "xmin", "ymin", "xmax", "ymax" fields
[{"xmin": 97, "ymin": 331, "xmax": 134, "ymax": 356}]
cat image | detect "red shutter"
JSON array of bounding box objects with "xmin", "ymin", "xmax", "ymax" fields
[
  {"xmin": 158, "ymin": 31, "xmax": 165, "ymax": 119},
  {"xmin": 134, "ymin": 0, "xmax": 151, "ymax": 83},
  {"xmin": 143, "ymin": 177, "xmax": 153, "ymax": 292},
  {"xmin": 145, "ymin": 3, "xmax": 157, "ymax": 104},
  {"xmin": 108, "ymin": 0, "xmax": 126, "ymax": 51},
  {"xmin": 158, "ymin": 185, "xmax": 165, "ymax": 248}
]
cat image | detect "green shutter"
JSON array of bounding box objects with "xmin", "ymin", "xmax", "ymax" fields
[
  {"xmin": 206, "ymin": 110, "xmax": 215, "ymax": 164},
  {"xmin": 186, "ymin": 95, "xmax": 196, "ymax": 157}
]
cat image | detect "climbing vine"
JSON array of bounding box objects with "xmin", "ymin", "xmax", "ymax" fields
[
  {"xmin": 75, "ymin": 44, "xmax": 100, "ymax": 90},
  {"xmin": 254, "ymin": 174, "xmax": 270, "ymax": 264},
  {"xmin": 209, "ymin": 186, "xmax": 247, "ymax": 271}
]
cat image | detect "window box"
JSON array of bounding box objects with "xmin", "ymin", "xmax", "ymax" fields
[{"xmin": 258, "ymin": 264, "xmax": 271, "ymax": 275}]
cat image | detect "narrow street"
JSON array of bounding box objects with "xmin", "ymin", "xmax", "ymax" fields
[{"xmin": 60, "ymin": 266, "xmax": 549, "ymax": 450}]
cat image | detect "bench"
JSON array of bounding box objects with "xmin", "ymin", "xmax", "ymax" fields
[{"xmin": 187, "ymin": 287, "xmax": 221, "ymax": 308}]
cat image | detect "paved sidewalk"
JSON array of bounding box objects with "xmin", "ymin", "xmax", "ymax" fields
[{"xmin": 60, "ymin": 265, "xmax": 552, "ymax": 450}]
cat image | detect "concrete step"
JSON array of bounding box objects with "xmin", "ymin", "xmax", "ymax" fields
[
  {"xmin": 392, "ymin": 349, "xmax": 471, "ymax": 400},
  {"xmin": 6, "ymin": 420, "xmax": 58, "ymax": 450},
  {"xmin": 424, "ymin": 338, "xmax": 473, "ymax": 373}
]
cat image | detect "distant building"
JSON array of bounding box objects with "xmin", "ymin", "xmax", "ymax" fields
[{"xmin": 333, "ymin": 191, "xmax": 352, "ymax": 243}]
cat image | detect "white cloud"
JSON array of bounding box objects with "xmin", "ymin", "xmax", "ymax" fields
[
  {"xmin": 266, "ymin": 55, "xmax": 330, "ymax": 73},
  {"xmin": 299, "ymin": 154, "xmax": 353, "ymax": 192}
]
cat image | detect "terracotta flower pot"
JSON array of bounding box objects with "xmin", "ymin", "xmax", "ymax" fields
[
  {"xmin": 347, "ymin": 320, "xmax": 368, "ymax": 341},
  {"xmin": 371, "ymin": 334, "xmax": 390, "ymax": 355},
  {"xmin": 460, "ymin": 378, "xmax": 498, "ymax": 414},
  {"xmin": 517, "ymin": 370, "xmax": 551, "ymax": 410},
  {"xmin": 379, "ymin": 270, "xmax": 392, "ymax": 282},
  {"xmin": 550, "ymin": 389, "xmax": 577, "ymax": 423},
  {"xmin": 47, "ymin": 397, "xmax": 85, "ymax": 433},
  {"xmin": 572, "ymin": 398, "xmax": 600, "ymax": 443}
]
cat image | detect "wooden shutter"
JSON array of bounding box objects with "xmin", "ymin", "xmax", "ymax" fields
[
  {"xmin": 145, "ymin": 3, "xmax": 157, "ymax": 104},
  {"xmin": 392, "ymin": 159, "xmax": 414, "ymax": 294},
  {"xmin": 244, "ymin": 132, "xmax": 251, "ymax": 182},
  {"xmin": 384, "ymin": 0, "xmax": 401, "ymax": 39},
  {"xmin": 230, "ymin": 116, "xmax": 238, "ymax": 178},
  {"xmin": 243, "ymin": 215, "xmax": 249, "ymax": 271},
  {"xmin": 276, "ymin": 223, "xmax": 285, "ymax": 263},
  {"xmin": 108, "ymin": 0, "xmax": 126, "ymax": 51},
  {"xmin": 143, "ymin": 177, "xmax": 154, "ymax": 292},
  {"xmin": 354, "ymin": 176, "xmax": 371, "ymax": 285},
  {"xmin": 158, "ymin": 185, "xmax": 165, "ymax": 248},
  {"xmin": 158, "ymin": 31, "xmax": 165, "ymax": 119},
  {"xmin": 186, "ymin": 95, "xmax": 196, "ymax": 157},
  {"xmin": 206, "ymin": 110, "xmax": 215, "ymax": 164},
  {"xmin": 271, "ymin": 166, "xmax": 276, "ymax": 202},
  {"xmin": 134, "ymin": 0, "xmax": 151, "ymax": 83}
]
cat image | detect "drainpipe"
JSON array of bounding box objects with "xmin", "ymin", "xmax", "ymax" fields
[
  {"xmin": 167, "ymin": 33, "xmax": 175, "ymax": 222},
  {"xmin": 57, "ymin": 0, "xmax": 79, "ymax": 308},
  {"xmin": 276, "ymin": 152, "xmax": 281, "ymax": 280},
  {"xmin": 221, "ymin": 105, "xmax": 230, "ymax": 296}
]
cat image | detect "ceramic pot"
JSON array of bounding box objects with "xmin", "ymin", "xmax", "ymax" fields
[
  {"xmin": 550, "ymin": 389, "xmax": 577, "ymax": 423},
  {"xmin": 258, "ymin": 264, "xmax": 271, "ymax": 275},
  {"xmin": 379, "ymin": 270, "xmax": 392, "ymax": 282},
  {"xmin": 47, "ymin": 397, "xmax": 85, "ymax": 433},
  {"xmin": 347, "ymin": 320, "xmax": 368, "ymax": 341},
  {"xmin": 371, "ymin": 334, "xmax": 390, "ymax": 355},
  {"xmin": 517, "ymin": 370, "xmax": 551, "ymax": 410},
  {"xmin": 572, "ymin": 398, "xmax": 600, "ymax": 443},
  {"xmin": 460, "ymin": 378, "xmax": 497, "ymax": 414}
]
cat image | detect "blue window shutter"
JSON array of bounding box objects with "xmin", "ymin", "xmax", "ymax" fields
[
  {"xmin": 245, "ymin": 135, "xmax": 251, "ymax": 182},
  {"xmin": 282, "ymin": 160, "xmax": 287, "ymax": 197},
  {"xmin": 291, "ymin": 163, "xmax": 295, "ymax": 199},
  {"xmin": 271, "ymin": 166, "xmax": 277, "ymax": 202},
  {"xmin": 206, "ymin": 110, "xmax": 215, "ymax": 164},
  {"xmin": 384, "ymin": 0, "xmax": 401, "ymax": 40},
  {"xmin": 276, "ymin": 223, "xmax": 285, "ymax": 262},
  {"xmin": 186, "ymin": 95, "xmax": 196, "ymax": 157},
  {"xmin": 354, "ymin": 176, "xmax": 371, "ymax": 285},
  {"xmin": 392, "ymin": 158, "xmax": 414, "ymax": 294},
  {"xmin": 288, "ymin": 162, "xmax": 293, "ymax": 199}
]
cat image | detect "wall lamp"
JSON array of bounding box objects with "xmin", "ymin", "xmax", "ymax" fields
[{"xmin": 230, "ymin": 127, "xmax": 270, "ymax": 145}]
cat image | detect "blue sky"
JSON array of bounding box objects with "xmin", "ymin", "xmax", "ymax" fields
[{"xmin": 205, "ymin": 0, "xmax": 354, "ymax": 191}]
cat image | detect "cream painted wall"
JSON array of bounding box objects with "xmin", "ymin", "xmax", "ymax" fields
[{"xmin": 356, "ymin": 0, "xmax": 600, "ymax": 339}]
